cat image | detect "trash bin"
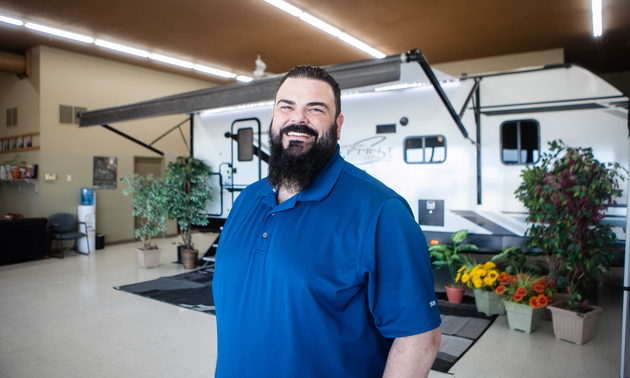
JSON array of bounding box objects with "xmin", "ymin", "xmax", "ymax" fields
[{"xmin": 96, "ymin": 234, "xmax": 105, "ymax": 250}]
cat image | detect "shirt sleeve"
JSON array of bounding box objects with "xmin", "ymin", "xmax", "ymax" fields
[{"xmin": 359, "ymin": 198, "xmax": 442, "ymax": 338}]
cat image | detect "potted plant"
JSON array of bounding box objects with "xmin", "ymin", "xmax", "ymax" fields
[
  {"xmin": 3, "ymin": 155, "xmax": 26, "ymax": 180},
  {"xmin": 495, "ymin": 273, "xmax": 555, "ymax": 333},
  {"xmin": 515, "ymin": 140, "xmax": 623, "ymax": 341},
  {"xmin": 121, "ymin": 173, "xmax": 168, "ymax": 268},
  {"xmin": 165, "ymin": 156, "xmax": 212, "ymax": 269},
  {"xmin": 491, "ymin": 246, "xmax": 543, "ymax": 275},
  {"xmin": 429, "ymin": 229, "xmax": 477, "ymax": 303},
  {"xmin": 457, "ymin": 260, "xmax": 504, "ymax": 316}
]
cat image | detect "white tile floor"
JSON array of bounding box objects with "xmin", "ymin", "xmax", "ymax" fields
[{"xmin": 0, "ymin": 234, "xmax": 628, "ymax": 378}]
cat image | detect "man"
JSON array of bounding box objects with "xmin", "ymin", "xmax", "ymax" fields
[{"xmin": 213, "ymin": 65, "xmax": 441, "ymax": 378}]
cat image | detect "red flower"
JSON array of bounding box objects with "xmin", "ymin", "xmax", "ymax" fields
[
  {"xmin": 498, "ymin": 273, "xmax": 507, "ymax": 282},
  {"xmin": 513, "ymin": 294, "xmax": 524, "ymax": 302},
  {"xmin": 515, "ymin": 287, "xmax": 527, "ymax": 297},
  {"xmin": 537, "ymin": 295, "xmax": 549, "ymax": 307},
  {"xmin": 529, "ymin": 297, "xmax": 539, "ymax": 308},
  {"xmin": 495, "ymin": 285, "xmax": 506, "ymax": 294},
  {"xmin": 532, "ymin": 282, "xmax": 545, "ymax": 294}
]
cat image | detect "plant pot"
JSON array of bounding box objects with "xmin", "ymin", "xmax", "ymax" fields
[
  {"xmin": 181, "ymin": 249, "xmax": 199, "ymax": 269},
  {"xmin": 504, "ymin": 301, "xmax": 543, "ymax": 333},
  {"xmin": 445, "ymin": 284, "xmax": 466, "ymax": 303},
  {"xmin": 542, "ymin": 293, "xmax": 570, "ymax": 320},
  {"xmin": 10, "ymin": 167, "xmax": 21, "ymax": 179},
  {"xmin": 136, "ymin": 248, "xmax": 161, "ymax": 268},
  {"xmin": 547, "ymin": 302, "xmax": 602, "ymax": 345},
  {"xmin": 474, "ymin": 289, "xmax": 505, "ymax": 316}
]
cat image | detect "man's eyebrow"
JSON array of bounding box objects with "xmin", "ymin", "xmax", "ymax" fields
[
  {"xmin": 276, "ymin": 99, "xmax": 295, "ymax": 106},
  {"xmin": 306, "ymin": 102, "xmax": 328, "ymax": 109}
]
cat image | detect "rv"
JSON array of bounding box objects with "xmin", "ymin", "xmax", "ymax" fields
[{"xmin": 80, "ymin": 50, "xmax": 629, "ymax": 251}]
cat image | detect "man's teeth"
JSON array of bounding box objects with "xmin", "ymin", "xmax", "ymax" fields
[{"xmin": 286, "ymin": 131, "xmax": 312, "ymax": 137}]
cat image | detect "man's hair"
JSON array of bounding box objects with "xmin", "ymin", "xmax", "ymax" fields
[{"xmin": 276, "ymin": 65, "xmax": 341, "ymax": 118}]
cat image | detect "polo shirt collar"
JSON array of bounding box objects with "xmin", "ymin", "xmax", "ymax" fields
[{"xmin": 257, "ymin": 145, "xmax": 344, "ymax": 208}]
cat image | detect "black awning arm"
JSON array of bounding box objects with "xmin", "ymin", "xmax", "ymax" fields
[
  {"xmin": 406, "ymin": 49, "xmax": 473, "ymax": 143},
  {"xmin": 459, "ymin": 78, "xmax": 481, "ymax": 120},
  {"xmin": 101, "ymin": 124, "xmax": 164, "ymax": 156},
  {"xmin": 149, "ymin": 117, "xmax": 190, "ymax": 146}
]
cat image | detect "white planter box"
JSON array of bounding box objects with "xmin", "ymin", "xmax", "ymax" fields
[
  {"xmin": 547, "ymin": 302, "xmax": 602, "ymax": 345},
  {"xmin": 136, "ymin": 248, "xmax": 161, "ymax": 269}
]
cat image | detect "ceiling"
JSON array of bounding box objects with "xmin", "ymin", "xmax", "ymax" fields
[{"xmin": 0, "ymin": 0, "xmax": 629, "ymax": 85}]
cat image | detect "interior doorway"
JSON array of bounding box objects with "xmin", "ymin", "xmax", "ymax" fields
[{"xmin": 134, "ymin": 157, "xmax": 165, "ymax": 238}]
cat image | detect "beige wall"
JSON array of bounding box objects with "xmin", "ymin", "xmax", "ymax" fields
[
  {"xmin": 0, "ymin": 48, "xmax": 41, "ymax": 218},
  {"xmin": 9, "ymin": 46, "xmax": 213, "ymax": 243},
  {"xmin": 433, "ymin": 49, "xmax": 564, "ymax": 77}
]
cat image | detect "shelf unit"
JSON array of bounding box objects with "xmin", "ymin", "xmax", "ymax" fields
[
  {"xmin": 0, "ymin": 132, "xmax": 40, "ymax": 154},
  {"xmin": 0, "ymin": 179, "xmax": 39, "ymax": 192}
]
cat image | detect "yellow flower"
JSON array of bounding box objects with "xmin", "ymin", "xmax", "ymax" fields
[
  {"xmin": 473, "ymin": 278, "xmax": 483, "ymax": 288},
  {"xmin": 462, "ymin": 273, "xmax": 470, "ymax": 283},
  {"xmin": 476, "ymin": 268, "xmax": 487, "ymax": 277},
  {"xmin": 483, "ymin": 276, "xmax": 495, "ymax": 286},
  {"xmin": 484, "ymin": 261, "xmax": 496, "ymax": 270},
  {"xmin": 487, "ymin": 270, "xmax": 499, "ymax": 280},
  {"xmin": 456, "ymin": 272, "xmax": 462, "ymax": 282},
  {"xmin": 458, "ymin": 266, "xmax": 466, "ymax": 273}
]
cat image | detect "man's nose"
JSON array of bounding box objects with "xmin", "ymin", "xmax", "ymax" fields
[{"xmin": 290, "ymin": 107, "xmax": 308, "ymax": 124}]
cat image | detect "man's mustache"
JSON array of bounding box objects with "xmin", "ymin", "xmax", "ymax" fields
[{"xmin": 280, "ymin": 124, "xmax": 318, "ymax": 138}]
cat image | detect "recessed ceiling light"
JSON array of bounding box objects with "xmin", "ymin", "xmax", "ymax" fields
[
  {"xmin": 0, "ymin": 14, "xmax": 23, "ymax": 26},
  {"xmin": 592, "ymin": 0, "xmax": 603, "ymax": 37},
  {"xmin": 25, "ymin": 22, "xmax": 94, "ymax": 44},
  {"xmin": 95, "ymin": 39, "xmax": 150, "ymax": 58},
  {"xmin": 149, "ymin": 53, "xmax": 195, "ymax": 69}
]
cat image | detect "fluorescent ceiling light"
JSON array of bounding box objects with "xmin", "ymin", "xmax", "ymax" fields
[
  {"xmin": 299, "ymin": 13, "xmax": 341, "ymax": 37},
  {"xmin": 339, "ymin": 33, "xmax": 372, "ymax": 53},
  {"xmin": 95, "ymin": 39, "xmax": 149, "ymax": 58},
  {"xmin": 375, "ymin": 79, "xmax": 459, "ymax": 92},
  {"xmin": 149, "ymin": 53, "xmax": 194, "ymax": 69},
  {"xmin": 263, "ymin": 0, "xmax": 302, "ymax": 17},
  {"xmin": 236, "ymin": 75, "xmax": 254, "ymax": 83},
  {"xmin": 25, "ymin": 22, "xmax": 94, "ymax": 44},
  {"xmin": 194, "ymin": 64, "xmax": 236, "ymax": 78},
  {"xmin": 0, "ymin": 15, "xmax": 23, "ymax": 26},
  {"xmin": 592, "ymin": 0, "xmax": 602, "ymax": 37}
]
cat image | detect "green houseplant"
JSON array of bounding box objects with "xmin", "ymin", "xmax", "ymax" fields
[
  {"xmin": 515, "ymin": 140, "xmax": 623, "ymax": 343},
  {"xmin": 121, "ymin": 173, "xmax": 168, "ymax": 268},
  {"xmin": 429, "ymin": 229, "xmax": 477, "ymax": 303},
  {"xmin": 491, "ymin": 246, "xmax": 543, "ymax": 275},
  {"xmin": 165, "ymin": 156, "xmax": 212, "ymax": 269}
]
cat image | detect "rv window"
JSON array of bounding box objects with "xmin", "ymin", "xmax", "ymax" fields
[
  {"xmin": 404, "ymin": 136, "xmax": 446, "ymax": 164},
  {"xmin": 501, "ymin": 120, "xmax": 540, "ymax": 165}
]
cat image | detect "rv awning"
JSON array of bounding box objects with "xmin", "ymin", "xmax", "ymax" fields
[{"xmin": 78, "ymin": 54, "xmax": 403, "ymax": 127}]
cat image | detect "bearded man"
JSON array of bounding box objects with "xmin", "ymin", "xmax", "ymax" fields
[{"xmin": 213, "ymin": 65, "xmax": 441, "ymax": 378}]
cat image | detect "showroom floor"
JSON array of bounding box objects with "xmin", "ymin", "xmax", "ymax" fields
[{"xmin": 0, "ymin": 233, "xmax": 627, "ymax": 378}]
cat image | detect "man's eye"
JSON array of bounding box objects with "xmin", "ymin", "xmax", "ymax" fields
[{"xmin": 310, "ymin": 108, "xmax": 324, "ymax": 113}]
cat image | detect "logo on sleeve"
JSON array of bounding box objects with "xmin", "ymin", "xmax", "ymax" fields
[{"xmin": 429, "ymin": 300, "xmax": 436, "ymax": 307}]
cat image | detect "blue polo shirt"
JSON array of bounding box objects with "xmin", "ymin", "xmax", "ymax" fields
[{"xmin": 213, "ymin": 147, "xmax": 440, "ymax": 378}]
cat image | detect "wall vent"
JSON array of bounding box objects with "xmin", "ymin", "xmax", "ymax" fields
[
  {"xmin": 60, "ymin": 105, "xmax": 73, "ymax": 124},
  {"xmin": 5, "ymin": 107, "xmax": 17, "ymax": 127}
]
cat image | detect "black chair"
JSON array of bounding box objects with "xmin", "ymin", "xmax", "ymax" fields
[{"xmin": 49, "ymin": 213, "xmax": 89, "ymax": 258}]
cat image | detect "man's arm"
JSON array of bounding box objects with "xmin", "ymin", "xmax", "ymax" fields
[{"xmin": 382, "ymin": 328, "xmax": 441, "ymax": 378}]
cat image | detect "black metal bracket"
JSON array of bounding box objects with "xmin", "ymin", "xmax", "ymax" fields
[
  {"xmin": 405, "ymin": 49, "xmax": 472, "ymax": 142},
  {"xmin": 101, "ymin": 124, "xmax": 164, "ymax": 156}
]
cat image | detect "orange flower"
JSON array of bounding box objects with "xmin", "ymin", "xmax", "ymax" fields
[
  {"xmin": 515, "ymin": 287, "xmax": 527, "ymax": 297},
  {"xmin": 513, "ymin": 293, "xmax": 524, "ymax": 302},
  {"xmin": 532, "ymin": 282, "xmax": 545, "ymax": 294},
  {"xmin": 498, "ymin": 272, "xmax": 507, "ymax": 282},
  {"xmin": 537, "ymin": 295, "xmax": 549, "ymax": 307},
  {"xmin": 495, "ymin": 285, "xmax": 506, "ymax": 294},
  {"xmin": 529, "ymin": 297, "xmax": 539, "ymax": 308}
]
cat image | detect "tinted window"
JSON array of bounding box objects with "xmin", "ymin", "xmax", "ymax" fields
[
  {"xmin": 501, "ymin": 120, "xmax": 540, "ymax": 165},
  {"xmin": 405, "ymin": 136, "xmax": 446, "ymax": 164}
]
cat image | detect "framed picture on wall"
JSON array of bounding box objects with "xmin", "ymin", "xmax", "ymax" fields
[
  {"xmin": 16, "ymin": 136, "xmax": 23, "ymax": 148},
  {"xmin": 23, "ymin": 164, "xmax": 38, "ymax": 179},
  {"xmin": 2, "ymin": 140, "xmax": 8, "ymax": 150},
  {"xmin": 93, "ymin": 156, "xmax": 117, "ymax": 189},
  {"xmin": 10, "ymin": 138, "xmax": 16, "ymax": 149},
  {"xmin": 25, "ymin": 135, "xmax": 32, "ymax": 147}
]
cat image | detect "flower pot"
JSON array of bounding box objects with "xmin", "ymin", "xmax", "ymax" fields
[
  {"xmin": 181, "ymin": 249, "xmax": 199, "ymax": 269},
  {"xmin": 504, "ymin": 301, "xmax": 543, "ymax": 333},
  {"xmin": 542, "ymin": 293, "xmax": 570, "ymax": 320},
  {"xmin": 445, "ymin": 285, "xmax": 466, "ymax": 303},
  {"xmin": 474, "ymin": 289, "xmax": 505, "ymax": 316},
  {"xmin": 136, "ymin": 248, "xmax": 161, "ymax": 268},
  {"xmin": 547, "ymin": 302, "xmax": 602, "ymax": 345},
  {"xmin": 10, "ymin": 167, "xmax": 21, "ymax": 179}
]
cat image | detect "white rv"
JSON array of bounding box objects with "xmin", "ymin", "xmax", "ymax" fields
[{"xmin": 80, "ymin": 50, "xmax": 629, "ymax": 251}]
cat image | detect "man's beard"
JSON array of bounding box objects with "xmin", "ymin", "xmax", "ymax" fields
[{"xmin": 268, "ymin": 122, "xmax": 338, "ymax": 193}]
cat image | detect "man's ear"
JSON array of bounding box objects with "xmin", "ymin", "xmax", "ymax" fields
[{"xmin": 335, "ymin": 114, "xmax": 344, "ymax": 140}]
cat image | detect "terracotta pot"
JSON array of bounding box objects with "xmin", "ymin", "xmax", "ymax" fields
[
  {"xmin": 10, "ymin": 167, "xmax": 21, "ymax": 179},
  {"xmin": 181, "ymin": 249, "xmax": 199, "ymax": 269},
  {"xmin": 445, "ymin": 284, "xmax": 466, "ymax": 303}
]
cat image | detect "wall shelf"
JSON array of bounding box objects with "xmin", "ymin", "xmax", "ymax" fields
[
  {"xmin": 0, "ymin": 132, "xmax": 40, "ymax": 154},
  {"xmin": 1, "ymin": 179, "xmax": 39, "ymax": 192}
]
